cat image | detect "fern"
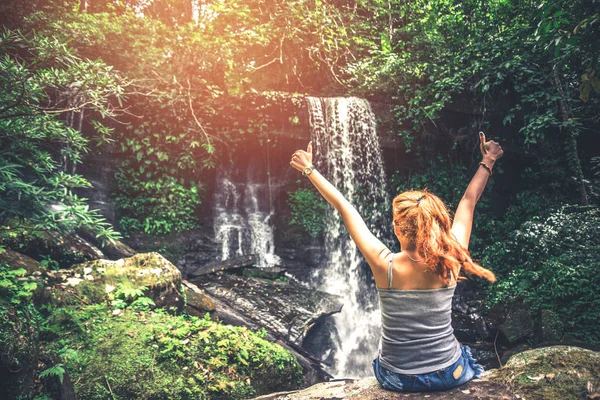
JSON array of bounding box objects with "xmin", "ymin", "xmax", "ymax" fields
[
  {"xmin": 39, "ymin": 364, "xmax": 66, "ymax": 384},
  {"xmin": 113, "ymin": 284, "xmax": 147, "ymax": 301},
  {"xmin": 129, "ymin": 296, "xmax": 156, "ymax": 311}
]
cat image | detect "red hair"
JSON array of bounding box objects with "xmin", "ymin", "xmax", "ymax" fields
[{"xmin": 392, "ymin": 190, "xmax": 496, "ymax": 283}]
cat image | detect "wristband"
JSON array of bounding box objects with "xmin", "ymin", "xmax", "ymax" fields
[{"xmin": 479, "ymin": 161, "xmax": 493, "ymax": 176}]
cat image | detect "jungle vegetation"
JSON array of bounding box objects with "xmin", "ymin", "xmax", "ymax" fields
[{"xmin": 0, "ymin": 0, "xmax": 599, "ymax": 398}]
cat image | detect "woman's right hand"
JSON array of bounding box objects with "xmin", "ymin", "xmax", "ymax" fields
[{"xmin": 479, "ymin": 132, "xmax": 503, "ymax": 164}]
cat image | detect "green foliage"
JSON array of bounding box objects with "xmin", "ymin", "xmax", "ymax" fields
[
  {"xmin": 0, "ymin": 263, "xmax": 40, "ymax": 398},
  {"xmin": 483, "ymin": 206, "xmax": 600, "ymax": 343},
  {"xmin": 110, "ymin": 284, "xmax": 156, "ymax": 311},
  {"xmin": 0, "ymin": 28, "xmax": 123, "ymax": 245},
  {"xmin": 392, "ymin": 159, "xmax": 474, "ymax": 208},
  {"xmin": 114, "ymin": 172, "xmax": 202, "ymax": 236},
  {"xmin": 39, "ymin": 255, "xmax": 59, "ymax": 271},
  {"xmin": 42, "ymin": 306, "xmax": 302, "ymax": 399},
  {"xmin": 287, "ymin": 187, "xmax": 328, "ymax": 238},
  {"xmin": 39, "ymin": 363, "xmax": 65, "ymax": 384},
  {"xmin": 0, "ymin": 264, "xmax": 39, "ymax": 304}
]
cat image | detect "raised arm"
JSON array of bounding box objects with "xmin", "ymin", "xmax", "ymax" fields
[
  {"xmin": 290, "ymin": 142, "xmax": 390, "ymax": 271},
  {"xmin": 451, "ymin": 132, "xmax": 504, "ymax": 249}
]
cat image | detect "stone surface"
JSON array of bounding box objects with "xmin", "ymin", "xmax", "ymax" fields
[
  {"xmin": 186, "ymin": 254, "xmax": 257, "ymax": 278},
  {"xmin": 498, "ymin": 307, "xmax": 534, "ymax": 343},
  {"xmin": 253, "ymin": 346, "xmax": 600, "ymax": 400},
  {"xmin": 78, "ymin": 226, "xmax": 136, "ymax": 260},
  {"xmin": 182, "ymin": 279, "xmax": 216, "ymax": 317},
  {"xmin": 192, "ymin": 271, "xmax": 343, "ymax": 387},
  {"xmin": 42, "ymin": 252, "xmax": 184, "ymax": 312},
  {"xmin": 196, "ymin": 272, "xmax": 343, "ymax": 345},
  {"xmin": 243, "ymin": 266, "xmax": 287, "ymax": 280},
  {"xmin": 0, "ymin": 248, "xmax": 44, "ymax": 274},
  {"xmin": 0, "ymin": 224, "xmax": 105, "ymax": 268},
  {"xmin": 252, "ymin": 375, "xmax": 512, "ymax": 400}
]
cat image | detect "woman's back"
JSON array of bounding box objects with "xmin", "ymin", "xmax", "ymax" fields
[
  {"xmin": 377, "ymin": 253, "xmax": 461, "ymax": 374},
  {"xmin": 376, "ymin": 252, "xmax": 457, "ymax": 290},
  {"xmin": 290, "ymin": 133, "xmax": 503, "ymax": 390}
]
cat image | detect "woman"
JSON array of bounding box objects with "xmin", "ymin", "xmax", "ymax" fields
[{"xmin": 290, "ymin": 132, "xmax": 503, "ymax": 392}]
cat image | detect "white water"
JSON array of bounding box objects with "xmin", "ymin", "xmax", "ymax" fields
[
  {"xmin": 307, "ymin": 97, "xmax": 391, "ymax": 377},
  {"xmin": 213, "ymin": 166, "xmax": 281, "ymax": 269}
]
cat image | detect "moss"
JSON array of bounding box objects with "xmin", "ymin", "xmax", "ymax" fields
[
  {"xmin": 494, "ymin": 347, "xmax": 600, "ymax": 400},
  {"xmin": 47, "ymin": 253, "xmax": 184, "ymax": 312},
  {"xmin": 0, "ymin": 287, "xmax": 40, "ymax": 399},
  {"xmin": 43, "ymin": 305, "xmax": 303, "ymax": 399}
]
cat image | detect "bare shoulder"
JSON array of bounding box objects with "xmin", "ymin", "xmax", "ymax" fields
[{"xmin": 370, "ymin": 249, "xmax": 393, "ymax": 287}]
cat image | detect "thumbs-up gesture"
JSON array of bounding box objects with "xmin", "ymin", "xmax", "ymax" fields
[
  {"xmin": 479, "ymin": 132, "xmax": 503, "ymax": 164},
  {"xmin": 290, "ymin": 141, "xmax": 313, "ymax": 172}
]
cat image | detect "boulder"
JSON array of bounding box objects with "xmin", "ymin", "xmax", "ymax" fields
[
  {"xmin": 78, "ymin": 226, "xmax": 136, "ymax": 260},
  {"xmin": 0, "ymin": 249, "xmax": 44, "ymax": 275},
  {"xmin": 182, "ymin": 279, "xmax": 216, "ymax": 317},
  {"xmin": 253, "ymin": 346, "xmax": 600, "ymax": 400},
  {"xmin": 192, "ymin": 272, "xmax": 342, "ymax": 386},
  {"xmin": 186, "ymin": 254, "xmax": 257, "ymax": 278},
  {"xmin": 42, "ymin": 252, "xmax": 184, "ymax": 312},
  {"xmin": 243, "ymin": 266, "xmax": 287, "ymax": 280},
  {"xmin": 196, "ymin": 272, "xmax": 343, "ymax": 345},
  {"xmin": 252, "ymin": 376, "xmax": 512, "ymax": 400},
  {"xmin": 0, "ymin": 223, "xmax": 104, "ymax": 268}
]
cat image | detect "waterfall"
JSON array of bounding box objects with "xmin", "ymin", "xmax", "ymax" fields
[
  {"xmin": 213, "ymin": 165, "xmax": 281, "ymax": 269},
  {"xmin": 307, "ymin": 97, "xmax": 391, "ymax": 377}
]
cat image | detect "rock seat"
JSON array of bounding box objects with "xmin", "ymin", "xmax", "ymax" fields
[{"xmin": 253, "ymin": 346, "xmax": 600, "ymax": 400}]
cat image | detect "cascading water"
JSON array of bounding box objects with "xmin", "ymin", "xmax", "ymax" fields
[
  {"xmin": 213, "ymin": 165, "xmax": 281, "ymax": 269},
  {"xmin": 307, "ymin": 97, "xmax": 391, "ymax": 377}
]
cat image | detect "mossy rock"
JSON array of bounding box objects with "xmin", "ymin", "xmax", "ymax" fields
[
  {"xmin": 43, "ymin": 305, "xmax": 302, "ymax": 399},
  {"xmin": 499, "ymin": 346, "xmax": 600, "ymax": 400},
  {"xmin": 43, "ymin": 252, "xmax": 184, "ymax": 312},
  {"xmin": 0, "ymin": 222, "xmax": 104, "ymax": 268}
]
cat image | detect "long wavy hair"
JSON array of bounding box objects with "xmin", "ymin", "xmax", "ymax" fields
[{"xmin": 392, "ymin": 190, "xmax": 496, "ymax": 283}]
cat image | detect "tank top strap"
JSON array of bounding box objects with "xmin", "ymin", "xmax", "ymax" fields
[{"xmin": 388, "ymin": 253, "xmax": 394, "ymax": 289}]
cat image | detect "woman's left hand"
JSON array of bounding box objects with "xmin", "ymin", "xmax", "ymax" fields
[{"xmin": 290, "ymin": 141, "xmax": 313, "ymax": 172}]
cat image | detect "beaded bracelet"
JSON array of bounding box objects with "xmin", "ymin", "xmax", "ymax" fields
[{"xmin": 479, "ymin": 161, "xmax": 493, "ymax": 176}]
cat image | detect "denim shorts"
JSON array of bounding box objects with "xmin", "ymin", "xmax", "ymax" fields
[{"xmin": 372, "ymin": 345, "xmax": 484, "ymax": 392}]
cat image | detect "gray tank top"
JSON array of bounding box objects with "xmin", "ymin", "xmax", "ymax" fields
[{"xmin": 377, "ymin": 254, "xmax": 461, "ymax": 374}]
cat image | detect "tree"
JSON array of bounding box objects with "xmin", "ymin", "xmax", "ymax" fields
[{"xmin": 0, "ymin": 29, "xmax": 126, "ymax": 243}]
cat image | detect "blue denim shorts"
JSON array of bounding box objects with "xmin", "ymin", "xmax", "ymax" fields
[{"xmin": 372, "ymin": 345, "xmax": 484, "ymax": 392}]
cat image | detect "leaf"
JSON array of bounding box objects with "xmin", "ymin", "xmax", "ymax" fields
[
  {"xmin": 580, "ymin": 82, "xmax": 591, "ymax": 102},
  {"xmin": 380, "ymin": 31, "xmax": 391, "ymax": 54},
  {"xmin": 39, "ymin": 364, "xmax": 65, "ymax": 384}
]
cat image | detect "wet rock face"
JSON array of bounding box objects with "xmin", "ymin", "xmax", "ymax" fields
[
  {"xmin": 42, "ymin": 252, "xmax": 184, "ymax": 312},
  {"xmin": 194, "ymin": 272, "xmax": 343, "ymax": 345}
]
